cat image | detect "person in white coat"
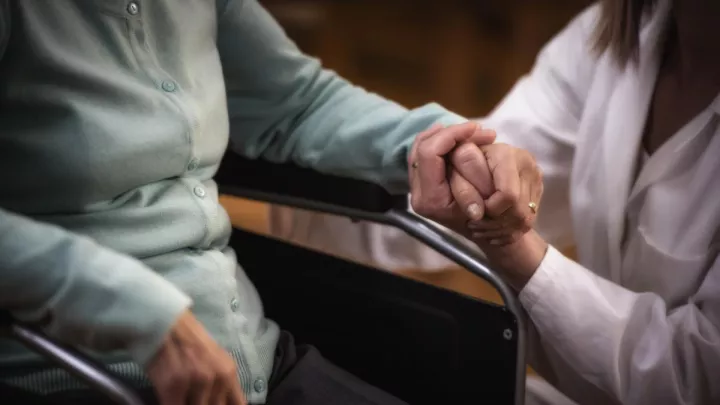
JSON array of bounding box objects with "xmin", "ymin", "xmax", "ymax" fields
[{"xmin": 267, "ymin": 0, "xmax": 720, "ymax": 404}]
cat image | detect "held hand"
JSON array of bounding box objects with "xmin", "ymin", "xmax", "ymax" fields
[
  {"xmin": 408, "ymin": 122, "xmax": 496, "ymax": 235},
  {"xmin": 146, "ymin": 311, "xmax": 247, "ymax": 405},
  {"xmin": 460, "ymin": 142, "xmax": 543, "ymax": 245}
]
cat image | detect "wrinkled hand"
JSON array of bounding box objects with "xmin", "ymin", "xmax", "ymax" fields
[
  {"xmin": 451, "ymin": 142, "xmax": 543, "ymax": 246},
  {"xmin": 449, "ymin": 141, "xmax": 547, "ymax": 290},
  {"xmin": 147, "ymin": 311, "xmax": 247, "ymax": 405},
  {"xmin": 409, "ymin": 124, "xmax": 547, "ymax": 289},
  {"xmin": 408, "ymin": 122, "xmax": 496, "ymax": 235}
]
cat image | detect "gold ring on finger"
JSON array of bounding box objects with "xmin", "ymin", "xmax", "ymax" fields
[{"xmin": 528, "ymin": 202, "xmax": 538, "ymax": 214}]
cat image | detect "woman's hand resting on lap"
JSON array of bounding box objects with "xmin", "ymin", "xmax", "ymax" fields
[{"xmin": 146, "ymin": 310, "xmax": 247, "ymax": 405}]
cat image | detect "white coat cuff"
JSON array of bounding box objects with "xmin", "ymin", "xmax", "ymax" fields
[{"xmin": 518, "ymin": 245, "xmax": 567, "ymax": 312}]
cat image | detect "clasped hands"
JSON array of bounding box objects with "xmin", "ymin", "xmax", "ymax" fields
[{"xmin": 409, "ymin": 121, "xmax": 548, "ymax": 290}]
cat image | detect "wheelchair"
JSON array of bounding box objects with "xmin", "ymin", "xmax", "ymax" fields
[{"xmin": 0, "ymin": 150, "xmax": 528, "ymax": 405}]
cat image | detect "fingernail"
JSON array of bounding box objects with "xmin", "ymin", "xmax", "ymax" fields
[
  {"xmin": 467, "ymin": 203, "xmax": 482, "ymax": 221},
  {"xmin": 489, "ymin": 239, "xmax": 503, "ymax": 246}
]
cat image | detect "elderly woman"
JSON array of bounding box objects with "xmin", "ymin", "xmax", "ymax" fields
[{"xmin": 268, "ymin": 0, "xmax": 720, "ymax": 404}]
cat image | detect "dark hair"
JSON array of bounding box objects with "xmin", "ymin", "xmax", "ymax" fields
[{"xmin": 593, "ymin": 0, "xmax": 658, "ymax": 66}]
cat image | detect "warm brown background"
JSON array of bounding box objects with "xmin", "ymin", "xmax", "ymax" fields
[{"xmin": 221, "ymin": 0, "xmax": 591, "ymax": 303}]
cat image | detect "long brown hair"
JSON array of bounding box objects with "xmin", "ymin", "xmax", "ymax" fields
[{"xmin": 593, "ymin": 0, "xmax": 658, "ymax": 66}]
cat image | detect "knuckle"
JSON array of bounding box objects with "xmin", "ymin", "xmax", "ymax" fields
[
  {"xmin": 189, "ymin": 367, "xmax": 205, "ymax": 382},
  {"xmin": 479, "ymin": 143, "xmax": 494, "ymax": 157},
  {"xmin": 218, "ymin": 362, "xmax": 237, "ymax": 382},
  {"xmin": 222, "ymin": 365, "xmax": 237, "ymax": 381},
  {"xmin": 417, "ymin": 141, "xmax": 433, "ymax": 159},
  {"xmin": 195, "ymin": 366, "xmax": 214, "ymax": 384},
  {"xmin": 450, "ymin": 143, "xmax": 479, "ymax": 165},
  {"xmin": 531, "ymin": 163, "xmax": 542, "ymax": 180},
  {"xmin": 502, "ymin": 191, "xmax": 520, "ymax": 206},
  {"xmin": 528, "ymin": 153, "xmax": 539, "ymax": 168},
  {"xmin": 168, "ymin": 370, "xmax": 190, "ymax": 387},
  {"xmin": 526, "ymin": 150, "xmax": 538, "ymax": 166}
]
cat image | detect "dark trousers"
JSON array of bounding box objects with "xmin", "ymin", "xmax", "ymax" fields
[
  {"xmin": 6, "ymin": 331, "xmax": 409, "ymax": 405},
  {"xmin": 265, "ymin": 332, "xmax": 408, "ymax": 405}
]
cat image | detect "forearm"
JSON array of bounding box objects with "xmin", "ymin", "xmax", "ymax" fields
[
  {"xmin": 218, "ymin": 0, "xmax": 466, "ymax": 194},
  {"xmin": 228, "ymin": 64, "xmax": 465, "ymax": 194},
  {"xmin": 264, "ymin": 82, "xmax": 465, "ymax": 194},
  {"xmin": 0, "ymin": 208, "xmax": 191, "ymax": 365}
]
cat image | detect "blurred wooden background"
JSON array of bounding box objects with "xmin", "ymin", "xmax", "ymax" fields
[{"xmin": 222, "ymin": 0, "xmax": 590, "ymax": 303}]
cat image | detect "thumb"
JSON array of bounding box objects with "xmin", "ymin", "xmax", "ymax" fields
[
  {"xmin": 449, "ymin": 142, "xmax": 495, "ymax": 198},
  {"xmin": 449, "ymin": 170, "xmax": 484, "ymax": 222}
]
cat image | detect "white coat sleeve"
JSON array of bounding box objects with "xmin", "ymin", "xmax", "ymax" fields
[
  {"xmin": 522, "ymin": 246, "xmax": 720, "ymax": 405},
  {"xmin": 267, "ymin": 4, "xmax": 601, "ymax": 271}
]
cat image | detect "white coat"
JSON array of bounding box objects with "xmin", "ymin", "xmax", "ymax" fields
[{"xmin": 268, "ymin": 1, "xmax": 720, "ymax": 404}]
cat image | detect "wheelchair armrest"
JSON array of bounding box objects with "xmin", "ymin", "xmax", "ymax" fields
[
  {"xmin": 215, "ymin": 151, "xmax": 407, "ymax": 213},
  {"xmin": 0, "ymin": 312, "xmax": 145, "ymax": 405}
]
